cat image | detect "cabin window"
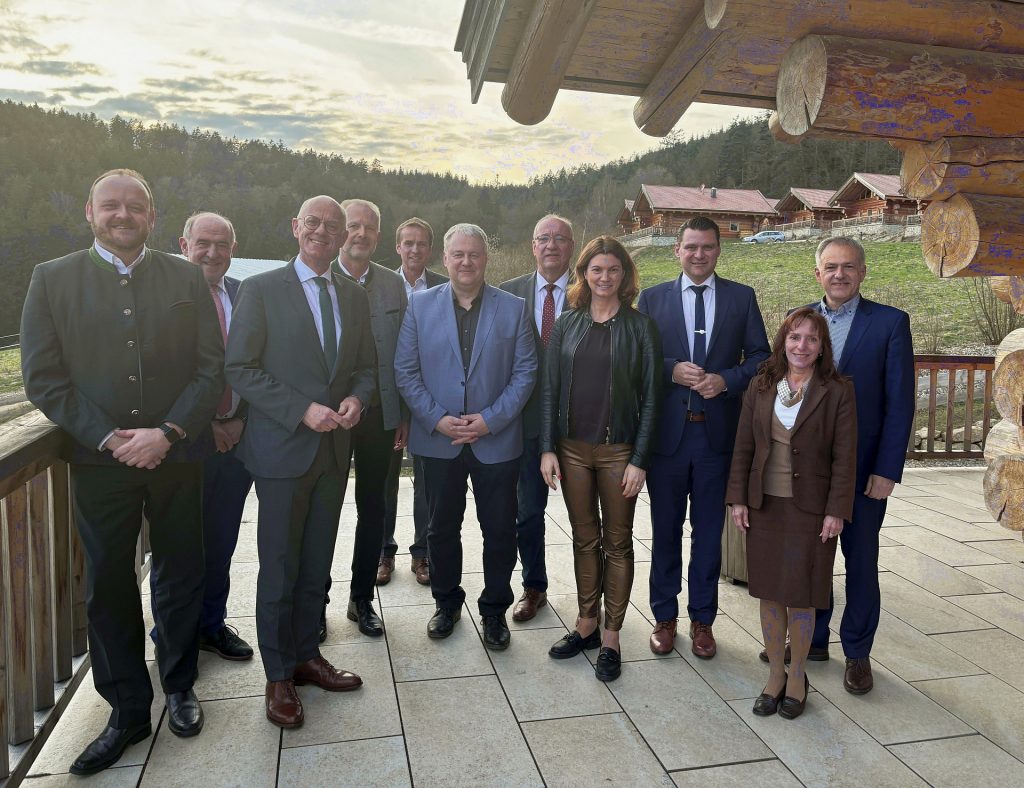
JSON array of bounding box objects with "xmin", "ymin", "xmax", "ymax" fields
[{"xmin": 729, "ymin": 223, "xmax": 739, "ymax": 232}]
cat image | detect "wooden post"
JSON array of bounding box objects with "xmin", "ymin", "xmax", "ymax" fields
[
  {"xmin": 501, "ymin": 0, "xmax": 598, "ymax": 125},
  {"xmin": 28, "ymin": 473, "xmax": 54, "ymax": 710},
  {"xmin": 776, "ymin": 35, "xmax": 1024, "ymax": 142},
  {"xmin": 921, "ymin": 193, "xmax": 1024, "ymax": 277},
  {"xmin": 0, "ymin": 493, "xmax": 7, "ymax": 779},
  {"xmin": 70, "ymin": 505, "xmax": 87, "ymax": 657},
  {"xmin": 4, "ymin": 486, "xmax": 34, "ymax": 744},
  {"xmin": 901, "ymin": 137, "xmax": 1024, "ymax": 200},
  {"xmin": 50, "ymin": 461, "xmax": 72, "ymax": 682}
]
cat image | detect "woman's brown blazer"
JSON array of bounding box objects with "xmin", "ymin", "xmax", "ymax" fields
[{"xmin": 726, "ymin": 375, "xmax": 857, "ymax": 521}]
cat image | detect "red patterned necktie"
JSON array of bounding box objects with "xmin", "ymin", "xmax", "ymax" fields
[
  {"xmin": 541, "ymin": 283, "xmax": 556, "ymax": 346},
  {"xmin": 210, "ymin": 285, "xmax": 233, "ymax": 417}
]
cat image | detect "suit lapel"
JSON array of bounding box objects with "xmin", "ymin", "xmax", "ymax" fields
[
  {"xmin": 440, "ymin": 283, "xmax": 463, "ymax": 365},
  {"xmin": 838, "ymin": 299, "xmax": 872, "ymax": 372},
  {"xmin": 670, "ymin": 276, "xmax": 691, "ymax": 362},
  {"xmin": 790, "ymin": 378, "xmax": 827, "ymax": 436},
  {"xmin": 756, "ymin": 384, "xmax": 774, "ymax": 443},
  {"xmin": 284, "ymin": 261, "xmax": 330, "ymax": 377},
  {"xmin": 468, "ymin": 286, "xmax": 497, "ymax": 376},
  {"xmin": 706, "ymin": 277, "xmax": 729, "ymax": 360}
]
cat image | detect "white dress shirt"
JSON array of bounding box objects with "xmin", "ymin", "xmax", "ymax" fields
[
  {"xmin": 402, "ymin": 267, "xmax": 428, "ymax": 299},
  {"xmin": 534, "ymin": 270, "xmax": 571, "ymax": 332},
  {"xmin": 93, "ymin": 240, "xmax": 146, "ymax": 275},
  {"xmin": 337, "ymin": 258, "xmax": 368, "ymax": 285},
  {"xmin": 679, "ymin": 272, "xmax": 717, "ymax": 360},
  {"xmin": 773, "ymin": 392, "xmax": 804, "ymax": 429},
  {"xmin": 294, "ymin": 257, "xmax": 342, "ymax": 352}
]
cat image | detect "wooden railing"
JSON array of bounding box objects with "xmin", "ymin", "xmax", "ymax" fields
[
  {"xmin": 775, "ymin": 218, "xmax": 829, "ymax": 231},
  {"xmin": 909, "ymin": 355, "xmax": 995, "ymax": 460},
  {"xmin": 831, "ymin": 212, "xmax": 906, "ymax": 229}
]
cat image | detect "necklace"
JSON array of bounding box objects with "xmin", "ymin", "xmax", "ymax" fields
[{"xmin": 777, "ymin": 376, "xmax": 808, "ymax": 407}]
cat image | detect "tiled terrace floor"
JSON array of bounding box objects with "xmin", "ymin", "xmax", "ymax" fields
[{"xmin": 24, "ymin": 467, "xmax": 1024, "ymax": 787}]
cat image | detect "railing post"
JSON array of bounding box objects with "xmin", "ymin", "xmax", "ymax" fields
[
  {"xmin": 71, "ymin": 500, "xmax": 87, "ymax": 657},
  {"xmin": 51, "ymin": 461, "xmax": 73, "ymax": 681},
  {"xmin": 3, "ymin": 484, "xmax": 34, "ymax": 744},
  {"xmin": 0, "ymin": 493, "xmax": 7, "ymax": 781},
  {"xmin": 29, "ymin": 472, "xmax": 55, "ymax": 710}
]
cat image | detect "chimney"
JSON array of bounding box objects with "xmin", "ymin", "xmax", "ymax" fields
[{"xmin": 710, "ymin": 187, "xmax": 717, "ymax": 198}]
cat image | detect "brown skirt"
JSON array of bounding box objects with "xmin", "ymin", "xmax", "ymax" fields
[{"xmin": 746, "ymin": 495, "xmax": 838, "ymax": 609}]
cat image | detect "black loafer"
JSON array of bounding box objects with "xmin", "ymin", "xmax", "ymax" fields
[
  {"xmin": 69, "ymin": 722, "xmax": 152, "ymax": 775},
  {"xmin": 427, "ymin": 607, "xmax": 461, "ymax": 638},
  {"xmin": 318, "ymin": 605, "xmax": 328, "ymax": 644},
  {"xmin": 779, "ymin": 674, "xmax": 810, "ymax": 720},
  {"xmin": 481, "ymin": 614, "xmax": 511, "ymax": 650},
  {"xmin": 199, "ymin": 625, "xmax": 254, "ymax": 661},
  {"xmin": 166, "ymin": 689, "xmax": 204, "ymax": 737},
  {"xmin": 753, "ymin": 674, "xmax": 788, "ymax": 716},
  {"xmin": 595, "ymin": 646, "xmax": 621, "ymax": 682},
  {"xmin": 549, "ymin": 629, "xmax": 601, "ymax": 659},
  {"xmin": 347, "ymin": 598, "xmax": 384, "ymax": 637}
]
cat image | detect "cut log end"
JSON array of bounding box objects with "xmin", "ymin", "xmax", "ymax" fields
[
  {"xmin": 994, "ymin": 349, "xmax": 1024, "ymax": 424},
  {"xmin": 704, "ymin": 0, "xmax": 728, "ymax": 29},
  {"xmin": 768, "ymin": 111, "xmax": 804, "ymax": 144},
  {"xmin": 990, "ymin": 276, "xmax": 1013, "ymax": 304},
  {"xmin": 983, "ymin": 456, "xmax": 1024, "ymax": 531},
  {"xmin": 984, "ymin": 419, "xmax": 1024, "ymax": 463},
  {"xmin": 776, "ymin": 35, "xmax": 827, "ymax": 137},
  {"xmin": 900, "ymin": 141, "xmax": 949, "ymax": 201},
  {"xmin": 921, "ymin": 194, "xmax": 980, "ymax": 278}
]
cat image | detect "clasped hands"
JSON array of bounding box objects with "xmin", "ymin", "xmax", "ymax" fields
[
  {"xmin": 435, "ymin": 413, "xmax": 489, "ymax": 445},
  {"xmin": 302, "ymin": 397, "xmax": 363, "ymax": 433},
  {"xmin": 672, "ymin": 361, "xmax": 726, "ymax": 398},
  {"xmin": 107, "ymin": 424, "xmax": 183, "ymax": 469}
]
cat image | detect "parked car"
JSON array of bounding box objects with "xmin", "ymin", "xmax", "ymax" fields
[{"xmin": 742, "ymin": 230, "xmax": 786, "ymax": 243}]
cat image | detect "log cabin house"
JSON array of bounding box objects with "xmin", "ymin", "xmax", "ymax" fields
[
  {"xmin": 625, "ymin": 184, "xmax": 777, "ymax": 240},
  {"xmin": 773, "ymin": 187, "xmax": 843, "ymax": 229},
  {"xmin": 829, "ymin": 172, "xmax": 924, "ymax": 230},
  {"xmin": 615, "ymin": 199, "xmax": 635, "ymax": 235}
]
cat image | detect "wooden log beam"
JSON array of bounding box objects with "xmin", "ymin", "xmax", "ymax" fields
[
  {"xmin": 767, "ymin": 110, "xmax": 895, "ymax": 145},
  {"xmin": 777, "ymin": 35, "xmax": 1024, "ymax": 142},
  {"xmin": 994, "ymin": 349, "xmax": 1024, "ymax": 424},
  {"xmin": 700, "ymin": 0, "xmax": 1024, "ymax": 110},
  {"xmin": 984, "ymin": 456, "xmax": 1024, "ymax": 531},
  {"xmin": 991, "ymin": 276, "xmax": 1013, "ymax": 304},
  {"xmin": 996, "ymin": 328, "xmax": 1024, "ymax": 375},
  {"xmin": 501, "ymin": 0, "xmax": 598, "ymax": 125},
  {"xmin": 902, "ymin": 137, "xmax": 1024, "ymax": 200},
  {"xmin": 921, "ymin": 193, "xmax": 1024, "ymax": 277}
]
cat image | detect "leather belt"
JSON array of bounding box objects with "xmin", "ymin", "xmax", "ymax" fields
[{"xmin": 686, "ymin": 412, "xmax": 706, "ymax": 422}]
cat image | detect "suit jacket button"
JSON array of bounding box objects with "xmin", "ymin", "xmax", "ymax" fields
[
  {"xmin": 131, "ymin": 409, "xmax": 140, "ymax": 416},
  {"xmin": 127, "ymin": 340, "xmax": 135, "ymax": 348},
  {"xmin": 128, "ymin": 375, "xmax": 137, "ymax": 382},
  {"xmin": 792, "ymin": 448, "xmax": 800, "ymax": 454},
  {"xmin": 792, "ymin": 472, "xmax": 800, "ymax": 478},
  {"xmin": 123, "ymin": 308, "xmax": 132, "ymax": 316},
  {"xmin": 119, "ymin": 279, "xmax": 129, "ymax": 287}
]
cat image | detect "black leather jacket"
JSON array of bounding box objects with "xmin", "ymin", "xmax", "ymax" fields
[{"xmin": 540, "ymin": 305, "xmax": 662, "ymax": 469}]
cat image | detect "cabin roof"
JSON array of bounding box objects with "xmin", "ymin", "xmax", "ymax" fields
[
  {"xmin": 637, "ymin": 184, "xmax": 778, "ymax": 215},
  {"xmin": 829, "ymin": 172, "xmax": 907, "ymax": 205},
  {"xmin": 775, "ymin": 187, "xmax": 839, "ymax": 213}
]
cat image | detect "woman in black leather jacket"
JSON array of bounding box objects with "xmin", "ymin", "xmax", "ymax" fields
[{"xmin": 539, "ymin": 236, "xmax": 661, "ymax": 681}]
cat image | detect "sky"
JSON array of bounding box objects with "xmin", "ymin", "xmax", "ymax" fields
[{"xmin": 0, "ymin": 0, "xmax": 762, "ymax": 184}]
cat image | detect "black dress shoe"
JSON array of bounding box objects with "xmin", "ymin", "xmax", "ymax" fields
[
  {"xmin": 481, "ymin": 614, "xmax": 511, "ymax": 650},
  {"xmin": 69, "ymin": 722, "xmax": 152, "ymax": 775},
  {"xmin": 549, "ymin": 629, "xmax": 601, "ymax": 659},
  {"xmin": 779, "ymin": 674, "xmax": 810, "ymax": 720},
  {"xmin": 199, "ymin": 625, "xmax": 254, "ymax": 661},
  {"xmin": 595, "ymin": 646, "xmax": 621, "ymax": 681},
  {"xmin": 347, "ymin": 598, "xmax": 384, "ymax": 637},
  {"xmin": 318, "ymin": 604, "xmax": 328, "ymax": 644},
  {"xmin": 427, "ymin": 607, "xmax": 461, "ymax": 638},
  {"xmin": 753, "ymin": 674, "xmax": 788, "ymax": 716},
  {"xmin": 166, "ymin": 689, "xmax": 204, "ymax": 737}
]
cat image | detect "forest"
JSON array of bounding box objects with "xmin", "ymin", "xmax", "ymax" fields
[{"xmin": 0, "ymin": 100, "xmax": 901, "ymax": 335}]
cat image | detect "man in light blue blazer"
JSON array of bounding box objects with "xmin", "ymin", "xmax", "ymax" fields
[{"xmin": 395, "ymin": 223, "xmax": 536, "ymax": 650}]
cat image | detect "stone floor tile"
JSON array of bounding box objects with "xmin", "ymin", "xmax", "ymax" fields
[
  {"xmin": 488, "ymin": 627, "xmax": 621, "ymax": 721},
  {"xmin": 398, "ymin": 675, "xmax": 542, "ymax": 787},
  {"xmin": 610, "ymin": 659, "xmax": 772, "ymax": 770},
  {"xmin": 877, "ymin": 533, "xmax": 900, "ymax": 547},
  {"xmin": 29, "ymin": 668, "xmax": 161, "ymax": 776},
  {"xmin": 882, "ymin": 526, "xmax": 1005, "ymax": 566},
  {"xmin": 224, "ymin": 561, "xmax": 260, "ymax": 619},
  {"xmin": 876, "ymin": 546, "xmax": 998, "ymax": 596},
  {"xmin": 283, "ymin": 641, "xmax": 400, "ymax": 748},
  {"xmin": 376, "ymin": 567, "xmax": 451, "ymax": 608},
  {"xmin": 385, "ymin": 602, "xmax": 494, "ymax": 682},
  {"xmin": 728, "ymin": 696, "xmax": 927, "ymax": 788},
  {"xmin": 913, "ymin": 674, "xmax": 1024, "ymax": 761},
  {"xmin": 912, "ymin": 496, "xmax": 991, "ymax": 523},
  {"xmin": 862, "ymin": 610, "xmax": 983, "ymax": 682},
  {"xmin": 522, "ymin": 713, "xmax": 672, "ymax": 787},
  {"xmin": 679, "ymin": 615, "xmax": 772, "ymax": 701},
  {"xmin": 890, "ymin": 510, "xmax": 1008, "ymax": 542},
  {"xmin": 140, "ymin": 696, "xmax": 278, "ymax": 788},
  {"xmin": 194, "ymin": 617, "xmax": 266, "ymax": 700},
  {"xmin": 877, "ymin": 573, "xmax": 993, "ymax": 634},
  {"xmin": 933, "ymin": 628, "xmax": 1024, "ymax": 692},
  {"xmin": 23, "ymin": 766, "xmax": 144, "ymax": 787},
  {"xmin": 966, "ymin": 538, "xmax": 1024, "ymax": 563},
  {"xmin": 946, "ymin": 592, "xmax": 1024, "ymax": 638},
  {"xmin": 888, "ymin": 735, "xmax": 1024, "ymax": 787},
  {"xmin": 669, "ymin": 760, "xmax": 801, "ymax": 787},
  {"xmin": 808, "ymin": 659, "xmax": 972, "ymax": 744},
  {"xmin": 231, "ymin": 519, "xmax": 259, "ymax": 563},
  {"xmin": 278, "ymin": 736, "xmax": 411, "ymax": 788},
  {"xmin": 958, "ymin": 562, "xmax": 1024, "ymax": 599},
  {"xmin": 884, "ymin": 495, "xmax": 933, "ymax": 512},
  {"xmin": 716, "ymin": 580, "xmax": 765, "ymax": 642},
  {"xmin": 907, "ymin": 482, "xmax": 987, "ymax": 509}
]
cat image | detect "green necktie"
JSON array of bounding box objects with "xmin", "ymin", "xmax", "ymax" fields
[{"xmin": 315, "ymin": 277, "xmax": 338, "ymax": 372}]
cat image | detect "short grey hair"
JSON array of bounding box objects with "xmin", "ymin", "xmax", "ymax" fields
[
  {"xmin": 183, "ymin": 211, "xmax": 236, "ymax": 244},
  {"xmin": 816, "ymin": 236, "xmax": 865, "ymax": 268},
  {"xmin": 340, "ymin": 198, "xmax": 381, "ymax": 224},
  {"xmin": 533, "ymin": 213, "xmax": 573, "ymax": 240},
  {"xmin": 443, "ymin": 223, "xmax": 488, "ymax": 252}
]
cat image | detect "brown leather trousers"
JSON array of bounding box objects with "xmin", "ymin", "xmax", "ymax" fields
[{"xmin": 557, "ymin": 438, "xmax": 638, "ymax": 631}]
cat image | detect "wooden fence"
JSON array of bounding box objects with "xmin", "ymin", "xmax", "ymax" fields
[{"xmin": 909, "ymin": 355, "xmax": 995, "ymax": 460}]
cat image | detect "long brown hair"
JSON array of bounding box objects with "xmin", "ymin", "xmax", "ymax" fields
[
  {"xmin": 567, "ymin": 235, "xmax": 640, "ymax": 309},
  {"xmin": 754, "ymin": 307, "xmax": 840, "ymax": 392}
]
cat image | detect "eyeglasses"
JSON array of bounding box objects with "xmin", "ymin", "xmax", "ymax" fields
[
  {"xmin": 297, "ymin": 215, "xmax": 342, "ymax": 235},
  {"xmin": 533, "ymin": 234, "xmax": 571, "ymax": 245}
]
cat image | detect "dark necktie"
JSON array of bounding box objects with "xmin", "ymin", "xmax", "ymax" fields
[
  {"xmin": 691, "ymin": 284, "xmax": 708, "ymax": 413},
  {"xmin": 541, "ymin": 283, "xmax": 556, "ymax": 346},
  {"xmin": 210, "ymin": 285, "xmax": 233, "ymax": 417},
  {"xmin": 315, "ymin": 277, "xmax": 338, "ymax": 372}
]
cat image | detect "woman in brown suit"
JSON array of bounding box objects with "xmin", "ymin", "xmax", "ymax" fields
[{"xmin": 726, "ymin": 307, "xmax": 856, "ymax": 719}]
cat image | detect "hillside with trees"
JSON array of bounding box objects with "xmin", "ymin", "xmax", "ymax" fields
[{"xmin": 0, "ymin": 100, "xmax": 900, "ymax": 334}]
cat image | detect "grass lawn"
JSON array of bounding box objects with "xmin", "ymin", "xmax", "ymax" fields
[
  {"xmin": 0, "ymin": 347, "xmax": 22, "ymax": 395},
  {"xmin": 632, "ymin": 240, "xmax": 991, "ymax": 353}
]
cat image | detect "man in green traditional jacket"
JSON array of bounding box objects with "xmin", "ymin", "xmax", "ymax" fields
[{"xmin": 20, "ymin": 169, "xmax": 224, "ymax": 775}]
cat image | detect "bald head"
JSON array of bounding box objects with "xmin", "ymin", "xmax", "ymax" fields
[
  {"xmin": 180, "ymin": 212, "xmax": 237, "ymax": 285},
  {"xmin": 293, "ymin": 195, "xmax": 346, "ymax": 272}
]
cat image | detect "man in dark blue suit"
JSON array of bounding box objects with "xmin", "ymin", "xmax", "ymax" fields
[
  {"xmin": 638, "ymin": 217, "xmax": 769, "ymax": 659},
  {"xmin": 804, "ymin": 236, "xmax": 914, "ymax": 694},
  {"xmin": 178, "ymin": 212, "xmax": 255, "ymax": 660}
]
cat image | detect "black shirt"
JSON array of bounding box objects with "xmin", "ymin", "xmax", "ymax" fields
[
  {"xmin": 453, "ymin": 289, "xmax": 483, "ymax": 412},
  {"xmin": 568, "ymin": 319, "xmax": 613, "ymax": 444}
]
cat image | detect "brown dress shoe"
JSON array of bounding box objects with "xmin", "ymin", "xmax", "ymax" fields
[
  {"xmin": 265, "ymin": 680, "xmax": 303, "ymax": 729},
  {"xmin": 649, "ymin": 619, "xmax": 677, "ymax": 654},
  {"xmin": 844, "ymin": 657, "xmax": 873, "ymax": 694},
  {"xmin": 376, "ymin": 556, "xmax": 395, "ymax": 586},
  {"xmin": 293, "ymin": 655, "xmax": 363, "ymax": 692},
  {"xmin": 512, "ymin": 588, "xmax": 547, "ymax": 622},
  {"xmin": 411, "ymin": 557, "xmax": 430, "ymax": 585},
  {"xmin": 690, "ymin": 621, "xmax": 717, "ymax": 659}
]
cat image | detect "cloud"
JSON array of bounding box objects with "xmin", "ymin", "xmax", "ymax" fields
[
  {"xmin": 142, "ymin": 76, "xmax": 227, "ymax": 93},
  {"xmin": 19, "ymin": 58, "xmax": 100, "ymax": 76},
  {"xmin": 0, "ymin": 88, "xmax": 50, "ymax": 103},
  {"xmin": 63, "ymin": 82, "xmax": 117, "ymax": 98}
]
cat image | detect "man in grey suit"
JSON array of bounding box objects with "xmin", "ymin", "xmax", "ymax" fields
[
  {"xmin": 379, "ymin": 217, "xmax": 449, "ymax": 586},
  {"xmin": 500, "ymin": 214, "xmax": 575, "ymax": 622},
  {"xmin": 395, "ymin": 223, "xmax": 536, "ymax": 649},
  {"xmin": 225, "ymin": 195, "xmax": 376, "ymax": 729}
]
